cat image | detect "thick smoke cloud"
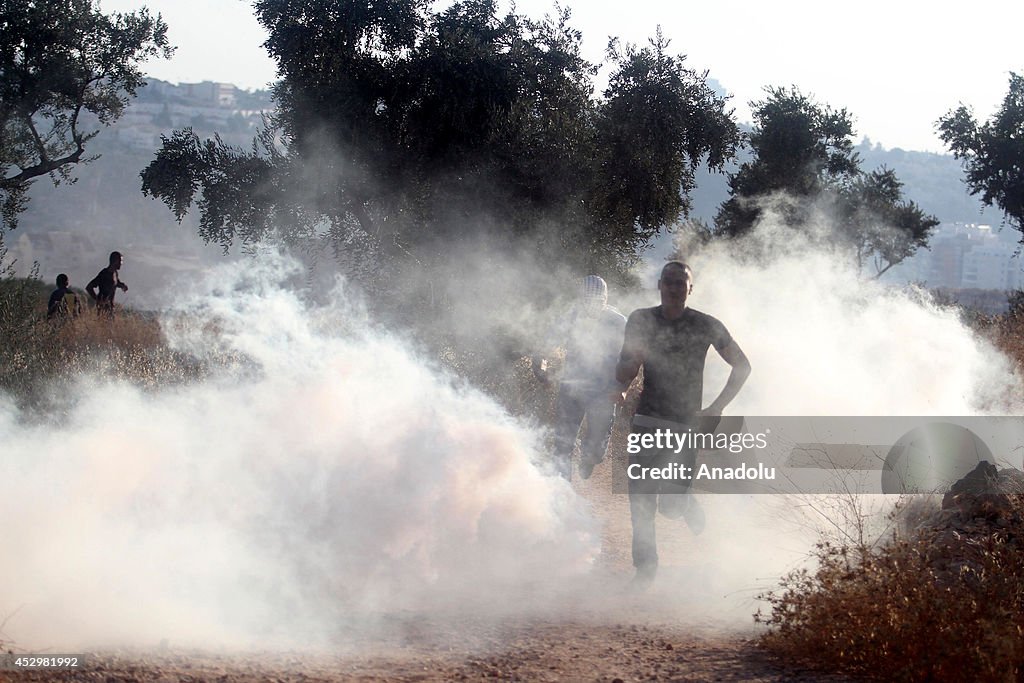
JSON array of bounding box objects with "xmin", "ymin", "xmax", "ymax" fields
[
  {"xmin": 2, "ymin": 201, "xmax": 1022, "ymax": 654},
  {"xmin": 0, "ymin": 255, "xmax": 598, "ymax": 649}
]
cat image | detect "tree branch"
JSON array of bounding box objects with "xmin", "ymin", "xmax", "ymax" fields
[
  {"xmin": 24, "ymin": 113, "xmax": 50, "ymax": 164},
  {"xmin": 1, "ymin": 145, "xmax": 86, "ymax": 188},
  {"xmin": 872, "ymin": 262, "xmax": 895, "ymax": 280}
]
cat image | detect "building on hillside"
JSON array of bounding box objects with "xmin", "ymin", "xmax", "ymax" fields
[
  {"xmin": 962, "ymin": 245, "xmax": 1024, "ymax": 290},
  {"xmin": 180, "ymin": 81, "xmax": 238, "ymax": 107}
]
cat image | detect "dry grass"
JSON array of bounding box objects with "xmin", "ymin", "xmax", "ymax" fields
[
  {"xmin": 990, "ymin": 311, "xmax": 1024, "ymax": 375},
  {"xmin": 0, "ymin": 278, "xmax": 213, "ymax": 412},
  {"xmin": 958, "ymin": 292, "xmax": 1024, "ymax": 375},
  {"xmin": 757, "ymin": 493, "xmax": 1024, "ymax": 682},
  {"xmin": 754, "ymin": 295, "xmax": 1024, "ymax": 681}
]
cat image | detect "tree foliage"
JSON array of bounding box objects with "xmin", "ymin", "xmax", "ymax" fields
[
  {"xmin": 716, "ymin": 87, "xmax": 860, "ymax": 236},
  {"xmin": 716, "ymin": 87, "xmax": 937, "ymax": 276},
  {"xmin": 838, "ymin": 168, "xmax": 938, "ymax": 277},
  {"xmin": 141, "ymin": 0, "xmax": 738, "ymax": 300},
  {"xmin": 937, "ymin": 72, "xmax": 1024, "ymax": 242},
  {"xmin": 0, "ymin": 0, "xmax": 172, "ymax": 231},
  {"xmin": 590, "ymin": 30, "xmax": 736, "ymax": 252}
]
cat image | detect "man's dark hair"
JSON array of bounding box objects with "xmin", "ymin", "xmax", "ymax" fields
[
  {"xmin": 109, "ymin": 251, "xmax": 122, "ymax": 264},
  {"xmin": 56, "ymin": 273, "xmax": 68, "ymax": 287},
  {"xmin": 661, "ymin": 261, "xmax": 694, "ymax": 280}
]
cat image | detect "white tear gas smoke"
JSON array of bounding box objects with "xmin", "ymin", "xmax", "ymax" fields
[
  {"xmin": 632, "ymin": 204, "xmax": 1024, "ymax": 607},
  {"xmin": 636, "ymin": 204, "xmax": 1022, "ymax": 418},
  {"xmin": 0, "ymin": 255, "xmax": 598, "ymax": 650},
  {"xmin": 2, "ymin": 205, "xmax": 1021, "ymax": 654}
]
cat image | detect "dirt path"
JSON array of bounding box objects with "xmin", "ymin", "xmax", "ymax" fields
[
  {"xmin": 3, "ymin": 440, "xmax": 842, "ymax": 682},
  {"xmin": 3, "ymin": 621, "xmax": 848, "ymax": 682}
]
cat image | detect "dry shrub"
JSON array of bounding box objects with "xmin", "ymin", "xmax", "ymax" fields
[
  {"xmin": 964, "ymin": 293, "xmax": 1024, "ymax": 376},
  {"xmin": 991, "ymin": 311, "xmax": 1024, "ymax": 374},
  {"xmin": 757, "ymin": 495, "xmax": 1024, "ymax": 681},
  {"xmin": 0, "ymin": 287, "xmax": 217, "ymax": 411}
]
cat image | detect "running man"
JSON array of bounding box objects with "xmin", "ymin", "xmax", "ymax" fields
[
  {"xmin": 86, "ymin": 251, "xmax": 128, "ymax": 315},
  {"xmin": 534, "ymin": 275, "xmax": 627, "ymax": 480},
  {"xmin": 614, "ymin": 261, "xmax": 751, "ymax": 588}
]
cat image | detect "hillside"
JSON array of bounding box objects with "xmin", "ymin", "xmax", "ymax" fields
[{"xmin": 6, "ymin": 80, "xmax": 1014, "ymax": 305}]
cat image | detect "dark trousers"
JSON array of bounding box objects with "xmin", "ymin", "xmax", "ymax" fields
[
  {"xmin": 628, "ymin": 421, "xmax": 698, "ymax": 570},
  {"xmin": 551, "ymin": 385, "xmax": 615, "ymax": 480}
]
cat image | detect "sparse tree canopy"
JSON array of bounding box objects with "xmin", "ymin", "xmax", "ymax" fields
[
  {"xmin": 140, "ymin": 0, "xmax": 738, "ymax": 298},
  {"xmin": 590, "ymin": 30, "xmax": 737, "ymax": 252},
  {"xmin": 0, "ymin": 0, "xmax": 172, "ymax": 231},
  {"xmin": 838, "ymin": 168, "xmax": 938, "ymax": 278},
  {"xmin": 938, "ymin": 72, "xmax": 1024, "ymax": 242},
  {"xmin": 715, "ymin": 87, "xmax": 936, "ymax": 276},
  {"xmin": 715, "ymin": 86, "xmax": 860, "ymax": 237}
]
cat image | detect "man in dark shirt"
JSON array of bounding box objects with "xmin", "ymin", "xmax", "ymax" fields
[
  {"xmin": 47, "ymin": 273, "xmax": 82, "ymax": 319},
  {"xmin": 614, "ymin": 261, "xmax": 751, "ymax": 588},
  {"xmin": 86, "ymin": 251, "xmax": 128, "ymax": 315}
]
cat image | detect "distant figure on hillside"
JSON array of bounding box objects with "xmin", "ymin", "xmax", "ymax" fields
[
  {"xmin": 533, "ymin": 275, "xmax": 627, "ymax": 480},
  {"xmin": 47, "ymin": 273, "xmax": 82, "ymax": 319},
  {"xmin": 86, "ymin": 251, "xmax": 128, "ymax": 315}
]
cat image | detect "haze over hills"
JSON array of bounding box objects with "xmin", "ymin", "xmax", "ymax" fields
[
  {"xmin": 5, "ymin": 79, "xmax": 272, "ymax": 308},
  {"xmin": 6, "ymin": 78, "xmax": 1019, "ymax": 309},
  {"xmin": 686, "ymin": 133, "xmax": 1002, "ymax": 229},
  {"xmin": 679, "ymin": 134, "xmax": 1020, "ymax": 300}
]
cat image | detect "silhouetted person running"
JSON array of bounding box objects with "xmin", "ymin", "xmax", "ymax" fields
[
  {"xmin": 86, "ymin": 251, "xmax": 128, "ymax": 316},
  {"xmin": 533, "ymin": 275, "xmax": 627, "ymax": 480},
  {"xmin": 614, "ymin": 261, "xmax": 751, "ymax": 589},
  {"xmin": 47, "ymin": 273, "xmax": 82, "ymax": 319}
]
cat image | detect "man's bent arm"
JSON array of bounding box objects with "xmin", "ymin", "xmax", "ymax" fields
[
  {"xmin": 85, "ymin": 276, "xmax": 99, "ymax": 301},
  {"xmin": 702, "ymin": 340, "xmax": 751, "ymax": 416},
  {"xmin": 613, "ymin": 313, "xmax": 644, "ymax": 400}
]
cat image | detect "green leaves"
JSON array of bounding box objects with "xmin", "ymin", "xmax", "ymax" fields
[
  {"xmin": 142, "ymin": 1, "xmax": 739, "ymax": 297},
  {"xmin": 839, "ymin": 168, "xmax": 939, "ymax": 277},
  {"xmin": 715, "ymin": 87, "xmax": 936, "ymax": 276},
  {"xmin": 588, "ymin": 29, "xmax": 738, "ymax": 253},
  {"xmin": 0, "ymin": 0, "xmax": 172, "ymax": 231},
  {"xmin": 938, "ymin": 72, "xmax": 1024, "ymax": 241}
]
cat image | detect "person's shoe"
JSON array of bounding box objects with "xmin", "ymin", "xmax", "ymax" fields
[
  {"xmin": 682, "ymin": 495, "xmax": 706, "ymax": 536},
  {"xmin": 579, "ymin": 456, "xmax": 601, "ymax": 480},
  {"xmin": 658, "ymin": 492, "xmax": 688, "ymax": 520},
  {"xmin": 629, "ymin": 565, "xmax": 657, "ymax": 591}
]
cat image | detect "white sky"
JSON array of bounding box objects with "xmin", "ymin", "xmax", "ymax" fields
[{"xmin": 100, "ymin": 0, "xmax": 1023, "ymax": 152}]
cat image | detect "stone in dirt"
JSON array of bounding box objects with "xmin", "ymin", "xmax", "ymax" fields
[{"xmin": 941, "ymin": 460, "xmax": 1024, "ymax": 518}]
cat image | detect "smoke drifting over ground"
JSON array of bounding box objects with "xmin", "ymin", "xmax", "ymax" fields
[
  {"xmin": 1, "ymin": 207, "xmax": 1021, "ymax": 655},
  {"xmin": 0, "ymin": 256, "xmax": 597, "ymax": 650},
  {"xmin": 648, "ymin": 210, "xmax": 1022, "ymax": 418}
]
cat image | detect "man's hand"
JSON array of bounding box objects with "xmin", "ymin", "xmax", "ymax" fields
[
  {"xmin": 695, "ymin": 406, "xmax": 723, "ymax": 434},
  {"xmin": 118, "ymin": 282, "xmax": 128, "ymax": 292}
]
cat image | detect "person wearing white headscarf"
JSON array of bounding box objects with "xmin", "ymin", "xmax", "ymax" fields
[{"xmin": 532, "ymin": 275, "xmax": 627, "ymax": 480}]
